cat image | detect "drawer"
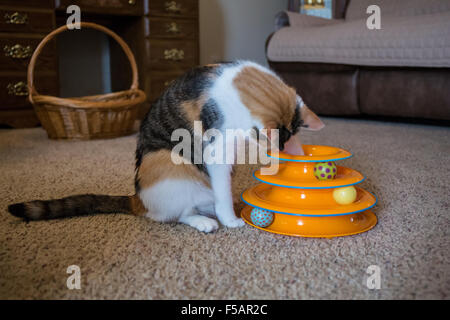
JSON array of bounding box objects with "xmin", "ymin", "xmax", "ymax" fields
[
  {"xmin": 56, "ymin": 0, "xmax": 144, "ymax": 16},
  {"xmin": 146, "ymin": 71, "xmax": 184, "ymax": 101},
  {"xmin": 147, "ymin": 17, "xmax": 198, "ymax": 40},
  {"xmin": 149, "ymin": 0, "xmax": 198, "ymax": 18},
  {"xmin": 0, "ymin": 0, "xmax": 54, "ymax": 7},
  {"xmin": 0, "ymin": 75, "xmax": 58, "ymax": 110},
  {"xmin": 0, "ymin": 9, "xmax": 54, "ymax": 33},
  {"xmin": 147, "ymin": 39, "xmax": 198, "ymax": 70},
  {"xmin": 0, "ymin": 109, "xmax": 40, "ymax": 128},
  {"xmin": 0, "ymin": 36, "xmax": 57, "ymax": 72}
]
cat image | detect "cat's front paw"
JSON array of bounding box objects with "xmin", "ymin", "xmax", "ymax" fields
[
  {"xmin": 215, "ymin": 205, "xmax": 244, "ymax": 228},
  {"xmin": 181, "ymin": 215, "xmax": 219, "ymax": 233},
  {"xmin": 221, "ymin": 217, "xmax": 245, "ymax": 228}
]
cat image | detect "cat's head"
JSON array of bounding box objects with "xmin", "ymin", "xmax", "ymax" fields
[
  {"xmin": 277, "ymin": 95, "xmax": 325, "ymax": 156},
  {"xmin": 233, "ymin": 65, "xmax": 324, "ymax": 155}
]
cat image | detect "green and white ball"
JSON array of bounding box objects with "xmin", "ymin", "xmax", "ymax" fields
[
  {"xmin": 314, "ymin": 162, "xmax": 337, "ymax": 180},
  {"xmin": 250, "ymin": 208, "xmax": 274, "ymax": 228}
]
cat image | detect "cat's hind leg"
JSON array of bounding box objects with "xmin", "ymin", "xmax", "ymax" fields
[
  {"xmin": 139, "ymin": 178, "xmax": 218, "ymax": 233},
  {"xmin": 137, "ymin": 150, "xmax": 221, "ymax": 232}
]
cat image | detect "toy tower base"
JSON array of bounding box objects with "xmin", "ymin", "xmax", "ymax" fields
[{"xmin": 241, "ymin": 145, "xmax": 377, "ymax": 238}]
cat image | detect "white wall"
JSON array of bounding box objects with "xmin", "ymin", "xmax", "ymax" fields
[{"xmin": 199, "ymin": 0, "xmax": 288, "ymax": 66}]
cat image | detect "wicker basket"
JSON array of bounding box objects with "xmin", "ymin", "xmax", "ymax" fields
[{"xmin": 27, "ymin": 22, "xmax": 147, "ymax": 140}]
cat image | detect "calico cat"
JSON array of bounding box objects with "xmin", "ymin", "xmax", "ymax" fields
[{"xmin": 8, "ymin": 61, "xmax": 324, "ymax": 233}]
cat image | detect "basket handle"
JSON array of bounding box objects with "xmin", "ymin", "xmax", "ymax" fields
[{"xmin": 27, "ymin": 22, "xmax": 140, "ymax": 102}]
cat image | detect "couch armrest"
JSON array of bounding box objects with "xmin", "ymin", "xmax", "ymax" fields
[{"xmin": 275, "ymin": 10, "xmax": 343, "ymax": 31}]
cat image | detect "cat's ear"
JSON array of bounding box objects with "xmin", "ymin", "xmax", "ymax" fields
[{"xmin": 301, "ymin": 105, "xmax": 325, "ymax": 131}]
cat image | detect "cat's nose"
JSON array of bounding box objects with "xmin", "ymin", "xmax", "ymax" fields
[{"xmin": 284, "ymin": 146, "xmax": 305, "ymax": 156}]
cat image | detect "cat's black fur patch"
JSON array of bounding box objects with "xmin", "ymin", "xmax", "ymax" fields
[
  {"xmin": 277, "ymin": 106, "xmax": 304, "ymax": 150},
  {"xmin": 200, "ymin": 98, "xmax": 223, "ymax": 131},
  {"xmin": 135, "ymin": 65, "xmax": 221, "ymax": 192},
  {"xmin": 278, "ymin": 126, "xmax": 291, "ymax": 151},
  {"xmin": 291, "ymin": 105, "xmax": 303, "ymax": 134}
]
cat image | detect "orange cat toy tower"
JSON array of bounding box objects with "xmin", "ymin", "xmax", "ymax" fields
[{"xmin": 241, "ymin": 145, "xmax": 377, "ymax": 238}]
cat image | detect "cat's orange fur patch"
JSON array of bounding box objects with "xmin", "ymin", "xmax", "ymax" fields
[
  {"xmin": 129, "ymin": 194, "xmax": 146, "ymax": 216},
  {"xmin": 233, "ymin": 66, "xmax": 297, "ymax": 130},
  {"xmin": 137, "ymin": 149, "xmax": 210, "ymax": 190},
  {"xmin": 180, "ymin": 95, "xmax": 206, "ymax": 125}
]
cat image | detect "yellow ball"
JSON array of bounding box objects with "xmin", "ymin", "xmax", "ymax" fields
[{"xmin": 333, "ymin": 186, "xmax": 357, "ymax": 205}]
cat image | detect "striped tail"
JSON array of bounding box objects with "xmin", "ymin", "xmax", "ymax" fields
[{"xmin": 8, "ymin": 194, "xmax": 146, "ymax": 221}]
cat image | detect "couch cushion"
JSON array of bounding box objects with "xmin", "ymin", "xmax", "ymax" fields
[
  {"xmin": 346, "ymin": 0, "xmax": 450, "ymax": 20},
  {"xmin": 267, "ymin": 11, "xmax": 450, "ymax": 68},
  {"xmin": 358, "ymin": 68, "xmax": 450, "ymax": 120}
]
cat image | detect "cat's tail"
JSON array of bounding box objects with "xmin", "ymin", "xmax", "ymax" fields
[{"xmin": 7, "ymin": 194, "xmax": 146, "ymax": 221}]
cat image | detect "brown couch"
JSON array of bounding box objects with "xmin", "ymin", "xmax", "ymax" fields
[{"xmin": 266, "ymin": 0, "xmax": 450, "ymax": 122}]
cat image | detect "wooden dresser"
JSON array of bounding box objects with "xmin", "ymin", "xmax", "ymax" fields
[
  {"xmin": 0, "ymin": 0, "xmax": 57, "ymax": 127},
  {"xmin": 0, "ymin": 0, "xmax": 199, "ymax": 128},
  {"xmin": 145, "ymin": 0, "xmax": 199, "ymax": 103}
]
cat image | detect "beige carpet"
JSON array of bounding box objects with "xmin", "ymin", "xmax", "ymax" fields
[{"xmin": 0, "ymin": 118, "xmax": 449, "ymax": 299}]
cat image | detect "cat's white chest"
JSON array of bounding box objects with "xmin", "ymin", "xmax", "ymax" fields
[{"xmin": 209, "ymin": 64, "xmax": 259, "ymax": 131}]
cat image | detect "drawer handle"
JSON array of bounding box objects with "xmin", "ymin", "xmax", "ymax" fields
[
  {"xmin": 164, "ymin": 49, "xmax": 184, "ymax": 61},
  {"xmin": 7, "ymin": 81, "xmax": 29, "ymax": 96},
  {"xmin": 4, "ymin": 44, "xmax": 33, "ymax": 59},
  {"xmin": 4, "ymin": 12, "xmax": 28, "ymax": 25},
  {"xmin": 165, "ymin": 1, "xmax": 182, "ymax": 13},
  {"xmin": 166, "ymin": 22, "xmax": 180, "ymax": 34},
  {"xmin": 164, "ymin": 80, "xmax": 175, "ymax": 87}
]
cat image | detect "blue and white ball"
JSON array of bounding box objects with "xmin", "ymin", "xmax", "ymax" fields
[{"xmin": 250, "ymin": 208, "xmax": 274, "ymax": 228}]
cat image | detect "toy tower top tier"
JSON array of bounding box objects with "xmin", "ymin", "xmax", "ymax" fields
[
  {"xmin": 257, "ymin": 145, "xmax": 364, "ymax": 189},
  {"xmin": 268, "ymin": 145, "xmax": 352, "ymax": 163}
]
